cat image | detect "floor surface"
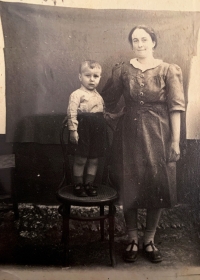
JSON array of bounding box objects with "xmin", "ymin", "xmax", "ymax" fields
[{"xmin": 0, "ymin": 204, "xmax": 200, "ymax": 280}]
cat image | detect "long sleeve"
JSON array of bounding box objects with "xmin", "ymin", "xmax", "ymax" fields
[
  {"xmin": 101, "ymin": 62, "xmax": 124, "ymax": 112},
  {"xmin": 67, "ymin": 91, "xmax": 80, "ymax": 131},
  {"xmin": 166, "ymin": 64, "xmax": 185, "ymax": 112}
]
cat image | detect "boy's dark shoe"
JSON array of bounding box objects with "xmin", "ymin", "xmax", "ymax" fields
[
  {"xmin": 84, "ymin": 182, "xmax": 98, "ymax": 196},
  {"xmin": 73, "ymin": 183, "xmax": 87, "ymax": 197}
]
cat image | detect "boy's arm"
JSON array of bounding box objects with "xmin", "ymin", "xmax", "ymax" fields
[{"xmin": 67, "ymin": 91, "xmax": 80, "ymax": 143}]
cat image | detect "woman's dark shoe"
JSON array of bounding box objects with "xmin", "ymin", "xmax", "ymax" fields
[
  {"xmin": 84, "ymin": 182, "xmax": 98, "ymax": 196},
  {"xmin": 143, "ymin": 241, "xmax": 162, "ymax": 263},
  {"xmin": 73, "ymin": 183, "xmax": 87, "ymax": 197},
  {"xmin": 123, "ymin": 240, "xmax": 138, "ymax": 262}
]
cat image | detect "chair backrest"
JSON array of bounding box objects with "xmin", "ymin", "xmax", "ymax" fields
[
  {"xmin": 59, "ymin": 123, "xmax": 73, "ymax": 186},
  {"xmin": 59, "ymin": 119, "xmax": 112, "ymax": 189}
]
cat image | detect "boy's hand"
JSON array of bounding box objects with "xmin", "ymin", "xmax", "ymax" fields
[{"xmin": 70, "ymin": 131, "xmax": 79, "ymax": 144}]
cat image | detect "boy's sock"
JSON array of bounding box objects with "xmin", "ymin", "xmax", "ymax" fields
[
  {"xmin": 85, "ymin": 174, "xmax": 96, "ymax": 184},
  {"xmin": 85, "ymin": 174, "xmax": 97, "ymax": 196},
  {"xmin": 74, "ymin": 176, "xmax": 83, "ymax": 185}
]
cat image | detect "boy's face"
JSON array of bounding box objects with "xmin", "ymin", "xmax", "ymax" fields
[{"xmin": 79, "ymin": 65, "xmax": 101, "ymax": 91}]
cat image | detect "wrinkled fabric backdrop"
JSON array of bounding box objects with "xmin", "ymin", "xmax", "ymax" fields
[
  {"xmin": 1, "ymin": 2, "xmax": 200, "ymax": 204},
  {"xmin": 1, "ymin": 1, "xmax": 200, "ymax": 144}
]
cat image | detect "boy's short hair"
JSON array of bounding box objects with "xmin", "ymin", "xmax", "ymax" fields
[{"xmin": 79, "ymin": 60, "xmax": 102, "ymax": 73}]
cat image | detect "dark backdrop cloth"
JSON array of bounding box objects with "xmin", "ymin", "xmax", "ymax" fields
[{"xmin": 1, "ymin": 2, "xmax": 200, "ymax": 143}]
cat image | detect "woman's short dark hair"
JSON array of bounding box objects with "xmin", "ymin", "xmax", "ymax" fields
[{"xmin": 128, "ymin": 25, "xmax": 158, "ymax": 49}]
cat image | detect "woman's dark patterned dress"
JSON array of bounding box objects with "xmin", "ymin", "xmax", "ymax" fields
[{"xmin": 101, "ymin": 60, "xmax": 185, "ymax": 209}]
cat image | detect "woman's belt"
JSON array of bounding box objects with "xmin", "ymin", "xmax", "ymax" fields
[{"xmin": 126, "ymin": 102, "xmax": 168, "ymax": 114}]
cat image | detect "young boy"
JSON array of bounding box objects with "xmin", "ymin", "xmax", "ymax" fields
[{"xmin": 67, "ymin": 60, "xmax": 107, "ymax": 197}]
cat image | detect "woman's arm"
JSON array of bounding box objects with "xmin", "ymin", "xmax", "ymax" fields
[
  {"xmin": 166, "ymin": 64, "xmax": 185, "ymax": 162},
  {"xmin": 168, "ymin": 111, "xmax": 181, "ymax": 162},
  {"xmin": 101, "ymin": 63, "xmax": 124, "ymax": 112}
]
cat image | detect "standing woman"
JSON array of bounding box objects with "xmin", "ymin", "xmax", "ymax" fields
[{"xmin": 101, "ymin": 25, "xmax": 185, "ymax": 263}]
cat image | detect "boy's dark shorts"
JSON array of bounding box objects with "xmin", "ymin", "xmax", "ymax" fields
[{"xmin": 68, "ymin": 112, "xmax": 108, "ymax": 158}]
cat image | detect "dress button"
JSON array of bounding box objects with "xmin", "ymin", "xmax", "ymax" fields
[
  {"xmin": 140, "ymin": 74, "xmax": 144, "ymax": 78},
  {"xmin": 140, "ymin": 101, "xmax": 144, "ymax": 105},
  {"xmin": 140, "ymin": 92, "xmax": 143, "ymax": 96},
  {"xmin": 140, "ymin": 83, "xmax": 144, "ymax": 87}
]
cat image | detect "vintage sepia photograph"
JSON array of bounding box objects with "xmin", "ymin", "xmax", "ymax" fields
[{"xmin": 0, "ymin": 0, "xmax": 200, "ymax": 279}]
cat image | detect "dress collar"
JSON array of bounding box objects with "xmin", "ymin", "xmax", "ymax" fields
[{"xmin": 130, "ymin": 58, "xmax": 163, "ymax": 72}]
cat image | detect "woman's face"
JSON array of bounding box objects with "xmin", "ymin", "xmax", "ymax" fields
[{"xmin": 131, "ymin": 28, "xmax": 155, "ymax": 59}]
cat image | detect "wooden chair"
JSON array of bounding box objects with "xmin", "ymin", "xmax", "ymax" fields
[{"xmin": 56, "ymin": 122, "xmax": 118, "ymax": 267}]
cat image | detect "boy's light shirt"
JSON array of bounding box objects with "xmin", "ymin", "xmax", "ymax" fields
[{"xmin": 67, "ymin": 85, "xmax": 105, "ymax": 131}]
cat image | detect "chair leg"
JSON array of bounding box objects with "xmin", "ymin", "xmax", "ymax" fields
[
  {"xmin": 11, "ymin": 168, "xmax": 19, "ymax": 220},
  {"xmin": 100, "ymin": 205, "xmax": 104, "ymax": 241},
  {"xmin": 62, "ymin": 204, "xmax": 70, "ymax": 266},
  {"xmin": 109, "ymin": 204, "xmax": 116, "ymax": 267},
  {"xmin": 13, "ymin": 200, "xmax": 19, "ymax": 220}
]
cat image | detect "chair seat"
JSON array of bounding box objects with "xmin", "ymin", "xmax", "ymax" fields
[
  {"xmin": 57, "ymin": 184, "xmax": 118, "ymax": 206},
  {"xmin": 57, "ymin": 183, "xmax": 118, "ymax": 266}
]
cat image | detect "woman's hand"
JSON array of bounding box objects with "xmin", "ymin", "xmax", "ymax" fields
[
  {"xmin": 70, "ymin": 131, "xmax": 79, "ymax": 144},
  {"xmin": 168, "ymin": 111, "xmax": 181, "ymax": 162},
  {"xmin": 168, "ymin": 141, "xmax": 180, "ymax": 162}
]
